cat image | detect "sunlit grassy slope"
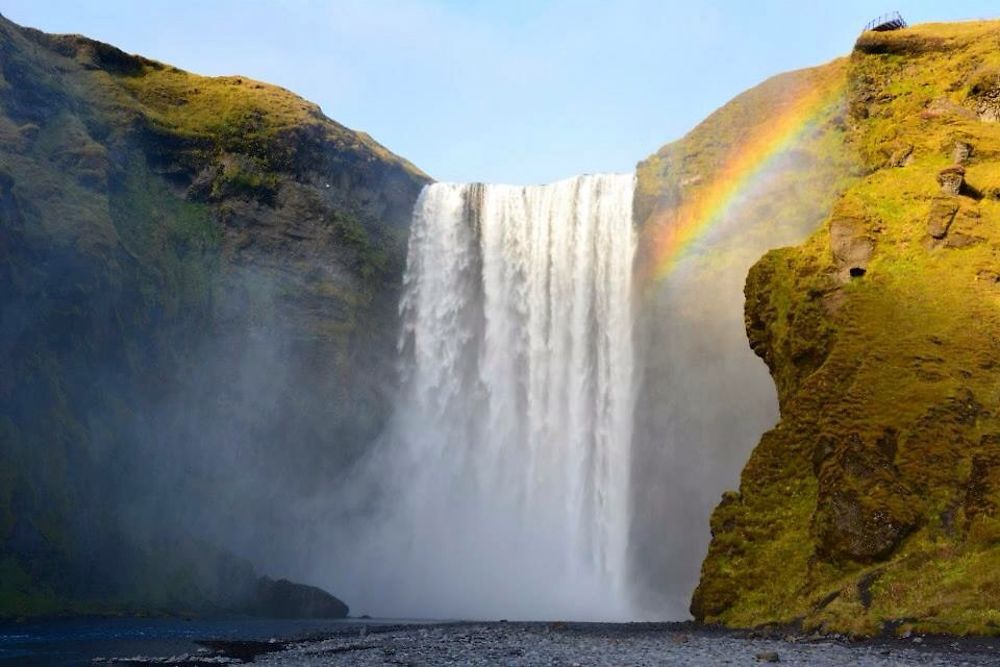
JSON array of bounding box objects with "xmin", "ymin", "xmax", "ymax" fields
[{"xmin": 691, "ymin": 20, "xmax": 1000, "ymax": 636}]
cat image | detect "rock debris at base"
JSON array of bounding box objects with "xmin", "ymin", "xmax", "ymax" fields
[{"xmin": 247, "ymin": 623, "xmax": 998, "ymax": 667}]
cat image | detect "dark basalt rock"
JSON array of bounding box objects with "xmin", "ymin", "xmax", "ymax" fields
[{"xmin": 246, "ymin": 577, "xmax": 349, "ymax": 619}]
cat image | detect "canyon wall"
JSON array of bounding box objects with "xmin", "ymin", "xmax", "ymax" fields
[{"xmin": 0, "ymin": 13, "xmax": 428, "ymax": 615}]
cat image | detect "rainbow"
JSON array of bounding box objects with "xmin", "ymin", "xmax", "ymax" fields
[{"xmin": 641, "ymin": 71, "xmax": 845, "ymax": 284}]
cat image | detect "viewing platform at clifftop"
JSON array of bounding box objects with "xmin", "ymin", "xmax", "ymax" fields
[{"xmin": 864, "ymin": 11, "xmax": 907, "ymax": 32}]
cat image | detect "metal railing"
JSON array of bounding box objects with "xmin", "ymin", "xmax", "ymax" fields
[{"xmin": 863, "ymin": 11, "xmax": 907, "ymax": 32}]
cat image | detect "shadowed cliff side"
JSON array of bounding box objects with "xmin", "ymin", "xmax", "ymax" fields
[
  {"xmin": 0, "ymin": 14, "xmax": 428, "ymax": 616},
  {"xmin": 693, "ymin": 20, "xmax": 1000, "ymax": 636}
]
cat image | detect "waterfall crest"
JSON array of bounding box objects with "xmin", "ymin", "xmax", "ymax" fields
[{"xmin": 351, "ymin": 174, "xmax": 636, "ymax": 620}]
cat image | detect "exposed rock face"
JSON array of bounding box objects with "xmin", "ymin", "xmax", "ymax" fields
[
  {"xmin": 812, "ymin": 431, "xmax": 919, "ymax": 562},
  {"xmin": 829, "ymin": 215, "xmax": 874, "ymax": 281},
  {"xmin": 967, "ymin": 64, "xmax": 1000, "ymax": 122},
  {"xmin": 693, "ymin": 20, "xmax": 1000, "ymax": 637},
  {"xmin": 0, "ymin": 14, "xmax": 428, "ymax": 616}
]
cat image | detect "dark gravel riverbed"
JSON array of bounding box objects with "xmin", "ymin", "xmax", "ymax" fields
[{"xmin": 209, "ymin": 621, "xmax": 999, "ymax": 667}]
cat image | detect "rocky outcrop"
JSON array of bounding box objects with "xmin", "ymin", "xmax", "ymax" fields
[
  {"xmin": 0, "ymin": 14, "xmax": 428, "ymax": 617},
  {"xmin": 829, "ymin": 215, "xmax": 874, "ymax": 280},
  {"xmin": 937, "ymin": 165, "xmax": 965, "ymax": 195},
  {"xmin": 926, "ymin": 199, "xmax": 958, "ymax": 239},
  {"xmin": 692, "ymin": 20, "xmax": 1000, "ymax": 637},
  {"xmin": 247, "ymin": 577, "xmax": 349, "ymax": 619},
  {"xmin": 812, "ymin": 430, "xmax": 919, "ymax": 562},
  {"xmin": 967, "ymin": 64, "xmax": 1000, "ymax": 122}
]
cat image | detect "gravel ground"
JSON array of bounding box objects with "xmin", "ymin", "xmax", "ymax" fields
[{"xmin": 243, "ymin": 622, "xmax": 999, "ymax": 667}]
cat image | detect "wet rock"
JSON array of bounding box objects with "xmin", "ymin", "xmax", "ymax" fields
[
  {"xmin": 926, "ymin": 200, "xmax": 959, "ymax": 239},
  {"xmin": 756, "ymin": 651, "xmax": 781, "ymax": 662},
  {"xmin": 937, "ymin": 166, "xmax": 966, "ymax": 196}
]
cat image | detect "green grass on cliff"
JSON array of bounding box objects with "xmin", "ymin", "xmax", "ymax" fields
[
  {"xmin": 693, "ymin": 20, "xmax": 1000, "ymax": 637},
  {"xmin": 26, "ymin": 26, "xmax": 424, "ymax": 175},
  {"xmin": 108, "ymin": 55, "xmax": 423, "ymax": 177}
]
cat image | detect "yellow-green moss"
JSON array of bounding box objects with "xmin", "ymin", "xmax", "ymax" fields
[{"xmin": 693, "ymin": 20, "xmax": 1000, "ymax": 636}]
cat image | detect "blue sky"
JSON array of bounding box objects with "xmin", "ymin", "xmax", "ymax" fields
[{"xmin": 2, "ymin": 1, "xmax": 997, "ymax": 183}]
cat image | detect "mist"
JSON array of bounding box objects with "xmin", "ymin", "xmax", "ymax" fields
[
  {"xmin": 126, "ymin": 152, "xmax": 841, "ymax": 622},
  {"xmin": 1, "ymin": 103, "xmax": 851, "ymax": 625},
  {"xmin": 629, "ymin": 149, "xmax": 850, "ymax": 616}
]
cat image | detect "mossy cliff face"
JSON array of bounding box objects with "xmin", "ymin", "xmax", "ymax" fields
[
  {"xmin": 0, "ymin": 15, "xmax": 428, "ymax": 616},
  {"xmin": 692, "ymin": 21, "xmax": 1000, "ymax": 636}
]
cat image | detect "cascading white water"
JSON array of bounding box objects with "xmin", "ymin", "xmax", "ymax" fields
[{"xmin": 349, "ymin": 174, "xmax": 636, "ymax": 620}]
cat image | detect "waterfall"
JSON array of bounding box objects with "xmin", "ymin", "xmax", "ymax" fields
[{"xmin": 349, "ymin": 174, "xmax": 636, "ymax": 620}]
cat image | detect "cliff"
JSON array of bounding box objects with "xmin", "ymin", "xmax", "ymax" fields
[
  {"xmin": 630, "ymin": 60, "xmax": 857, "ymax": 612},
  {"xmin": 692, "ymin": 21, "xmax": 1000, "ymax": 636},
  {"xmin": 0, "ymin": 14, "xmax": 428, "ymax": 616}
]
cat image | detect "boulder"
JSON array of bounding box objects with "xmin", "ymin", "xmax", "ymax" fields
[
  {"xmin": 937, "ymin": 165, "xmax": 966, "ymax": 195},
  {"xmin": 926, "ymin": 199, "xmax": 958, "ymax": 239},
  {"xmin": 246, "ymin": 577, "xmax": 350, "ymax": 619}
]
